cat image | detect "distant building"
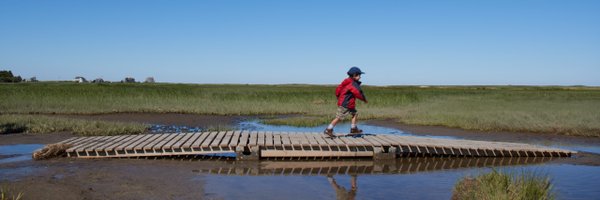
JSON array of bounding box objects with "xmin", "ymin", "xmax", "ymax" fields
[
  {"xmin": 122, "ymin": 77, "xmax": 136, "ymax": 83},
  {"xmin": 92, "ymin": 78, "xmax": 105, "ymax": 83},
  {"xmin": 73, "ymin": 76, "xmax": 88, "ymax": 83},
  {"xmin": 144, "ymin": 77, "xmax": 155, "ymax": 83}
]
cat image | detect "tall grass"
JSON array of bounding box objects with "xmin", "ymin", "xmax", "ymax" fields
[
  {"xmin": 453, "ymin": 169, "xmax": 555, "ymax": 200},
  {"xmin": 0, "ymin": 186, "xmax": 23, "ymax": 200},
  {"xmin": 0, "ymin": 114, "xmax": 148, "ymax": 136},
  {"xmin": 1, "ymin": 83, "xmax": 599, "ymax": 136}
]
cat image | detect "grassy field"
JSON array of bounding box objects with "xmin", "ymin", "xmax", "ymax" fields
[
  {"xmin": 1, "ymin": 82, "xmax": 599, "ymax": 136},
  {"xmin": 0, "ymin": 114, "xmax": 148, "ymax": 136},
  {"xmin": 453, "ymin": 169, "xmax": 554, "ymax": 200}
]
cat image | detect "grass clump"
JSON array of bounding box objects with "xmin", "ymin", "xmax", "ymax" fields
[
  {"xmin": 0, "ymin": 186, "xmax": 23, "ymax": 200},
  {"xmin": 0, "ymin": 114, "xmax": 148, "ymax": 136},
  {"xmin": 453, "ymin": 169, "xmax": 555, "ymax": 200}
]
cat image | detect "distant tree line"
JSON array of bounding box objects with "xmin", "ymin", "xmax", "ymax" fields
[{"xmin": 0, "ymin": 70, "xmax": 23, "ymax": 82}]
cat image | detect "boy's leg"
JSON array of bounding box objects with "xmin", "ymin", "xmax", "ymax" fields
[
  {"xmin": 329, "ymin": 117, "xmax": 340, "ymax": 129},
  {"xmin": 351, "ymin": 113, "xmax": 358, "ymax": 128},
  {"xmin": 349, "ymin": 110, "xmax": 363, "ymax": 134},
  {"xmin": 325, "ymin": 107, "xmax": 348, "ymax": 137}
]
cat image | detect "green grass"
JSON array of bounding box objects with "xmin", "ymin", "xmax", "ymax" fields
[
  {"xmin": 0, "ymin": 186, "xmax": 23, "ymax": 200},
  {"xmin": 0, "ymin": 114, "xmax": 148, "ymax": 136},
  {"xmin": 1, "ymin": 82, "xmax": 599, "ymax": 136},
  {"xmin": 453, "ymin": 169, "xmax": 555, "ymax": 200}
]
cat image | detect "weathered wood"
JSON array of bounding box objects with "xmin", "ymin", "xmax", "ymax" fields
[{"xmin": 58, "ymin": 132, "xmax": 576, "ymax": 159}]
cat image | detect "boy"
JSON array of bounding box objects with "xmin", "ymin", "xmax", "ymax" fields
[{"xmin": 324, "ymin": 66, "xmax": 368, "ymax": 137}]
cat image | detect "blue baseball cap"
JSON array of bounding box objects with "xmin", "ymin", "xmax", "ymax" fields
[{"xmin": 347, "ymin": 66, "xmax": 365, "ymax": 76}]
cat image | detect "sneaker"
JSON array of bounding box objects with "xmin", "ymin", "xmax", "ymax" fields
[
  {"xmin": 349, "ymin": 127, "xmax": 363, "ymax": 135},
  {"xmin": 323, "ymin": 128, "xmax": 335, "ymax": 137}
]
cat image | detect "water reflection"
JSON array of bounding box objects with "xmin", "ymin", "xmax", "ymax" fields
[{"xmin": 193, "ymin": 157, "xmax": 559, "ymax": 176}]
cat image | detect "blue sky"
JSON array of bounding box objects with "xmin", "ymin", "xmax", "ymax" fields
[{"xmin": 1, "ymin": 1, "xmax": 599, "ymax": 85}]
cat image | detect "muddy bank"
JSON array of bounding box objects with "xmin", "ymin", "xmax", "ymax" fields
[{"xmin": 1, "ymin": 158, "xmax": 211, "ymax": 200}]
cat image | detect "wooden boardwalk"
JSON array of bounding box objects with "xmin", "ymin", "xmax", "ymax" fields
[{"xmin": 58, "ymin": 131, "xmax": 575, "ymax": 160}]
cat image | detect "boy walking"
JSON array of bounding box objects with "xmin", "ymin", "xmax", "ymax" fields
[{"xmin": 324, "ymin": 66, "xmax": 368, "ymax": 137}]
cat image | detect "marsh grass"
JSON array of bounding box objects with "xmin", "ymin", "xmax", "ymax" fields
[
  {"xmin": 453, "ymin": 169, "xmax": 555, "ymax": 200},
  {"xmin": 0, "ymin": 185, "xmax": 23, "ymax": 200},
  {"xmin": 1, "ymin": 83, "xmax": 599, "ymax": 136},
  {"xmin": 0, "ymin": 114, "xmax": 148, "ymax": 136}
]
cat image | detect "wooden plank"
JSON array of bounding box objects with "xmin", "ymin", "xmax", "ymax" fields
[
  {"xmin": 248, "ymin": 131, "xmax": 258, "ymax": 147},
  {"xmin": 201, "ymin": 131, "xmax": 218, "ymax": 148},
  {"xmin": 261, "ymin": 150, "xmax": 373, "ymax": 157},
  {"xmin": 139, "ymin": 134, "xmax": 170, "ymax": 150},
  {"xmin": 93, "ymin": 135, "xmax": 130, "ymax": 151},
  {"xmin": 75, "ymin": 136, "xmax": 112, "ymax": 151},
  {"xmin": 78, "ymin": 136, "xmax": 112, "ymax": 152},
  {"xmin": 189, "ymin": 132, "xmax": 210, "ymax": 148},
  {"xmin": 338, "ymin": 136, "xmax": 358, "ymax": 147},
  {"xmin": 152, "ymin": 133, "xmax": 180, "ymax": 150},
  {"xmin": 220, "ymin": 131, "xmax": 235, "ymax": 147},
  {"xmin": 131, "ymin": 134, "xmax": 164, "ymax": 151},
  {"xmin": 228, "ymin": 131, "xmax": 242, "ymax": 147},
  {"xmin": 368, "ymin": 135, "xmax": 392, "ymax": 146},
  {"xmin": 169, "ymin": 133, "xmax": 196, "ymax": 149},
  {"xmin": 210, "ymin": 131, "xmax": 227, "ymax": 148},
  {"xmin": 281, "ymin": 132, "xmax": 291, "ymax": 147},
  {"xmin": 265, "ymin": 131, "xmax": 274, "ymax": 147},
  {"xmin": 67, "ymin": 136, "xmax": 102, "ymax": 152},
  {"xmin": 330, "ymin": 136, "xmax": 347, "ymax": 147},
  {"xmin": 162, "ymin": 133, "xmax": 187, "ymax": 149},
  {"xmin": 290, "ymin": 132, "xmax": 302, "ymax": 147},
  {"xmin": 305, "ymin": 133, "xmax": 318, "ymax": 146},
  {"xmin": 361, "ymin": 136, "xmax": 384, "ymax": 147},
  {"xmin": 68, "ymin": 136, "xmax": 97, "ymax": 147},
  {"xmin": 91, "ymin": 135, "xmax": 127, "ymax": 151},
  {"xmin": 271, "ymin": 132, "xmax": 281, "ymax": 147},
  {"xmin": 238, "ymin": 131, "xmax": 250, "ymax": 146},
  {"xmin": 130, "ymin": 134, "xmax": 162, "ymax": 151},
  {"xmin": 58, "ymin": 137, "xmax": 84, "ymax": 145},
  {"xmin": 182, "ymin": 132, "xmax": 203, "ymax": 148},
  {"xmin": 257, "ymin": 131, "xmax": 266, "ymax": 146},
  {"xmin": 104, "ymin": 135, "xmax": 144, "ymax": 151}
]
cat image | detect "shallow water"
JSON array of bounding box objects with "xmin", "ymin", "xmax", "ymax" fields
[
  {"xmin": 1, "ymin": 121, "xmax": 599, "ymax": 199},
  {"xmin": 0, "ymin": 144, "xmax": 43, "ymax": 164},
  {"xmin": 238, "ymin": 120, "xmax": 456, "ymax": 139},
  {"xmin": 199, "ymin": 162, "xmax": 600, "ymax": 199}
]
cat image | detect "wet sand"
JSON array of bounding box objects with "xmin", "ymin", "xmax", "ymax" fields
[{"xmin": 2, "ymin": 113, "xmax": 600, "ymax": 199}]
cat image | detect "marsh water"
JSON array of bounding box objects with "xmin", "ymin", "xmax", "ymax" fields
[{"xmin": 1, "ymin": 119, "xmax": 599, "ymax": 199}]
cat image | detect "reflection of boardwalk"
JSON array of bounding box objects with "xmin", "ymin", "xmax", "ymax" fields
[
  {"xmin": 58, "ymin": 131, "xmax": 575, "ymax": 160},
  {"xmin": 193, "ymin": 157, "xmax": 558, "ymax": 176}
]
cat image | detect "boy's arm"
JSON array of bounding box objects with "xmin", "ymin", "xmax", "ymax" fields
[{"xmin": 349, "ymin": 86, "xmax": 367, "ymax": 103}]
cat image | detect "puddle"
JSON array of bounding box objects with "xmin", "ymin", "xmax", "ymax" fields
[
  {"xmin": 237, "ymin": 120, "xmax": 456, "ymax": 139},
  {"xmin": 0, "ymin": 144, "xmax": 43, "ymax": 164},
  {"xmin": 148, "ymin": 124, "xmax": 203, "ymax": 133},
  {"xmin": 196, "ymin": 159, "xmax": 600, "ymax": 200}
]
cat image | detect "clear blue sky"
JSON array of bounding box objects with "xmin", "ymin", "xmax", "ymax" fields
[{"xmin": 1, "ymin": 0, "xmax": 599, "ymax": 85}]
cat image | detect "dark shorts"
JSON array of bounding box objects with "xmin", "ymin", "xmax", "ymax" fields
[{"xmin": 336, "ymin": 106, "xmax": 357, "ymax": 119}]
